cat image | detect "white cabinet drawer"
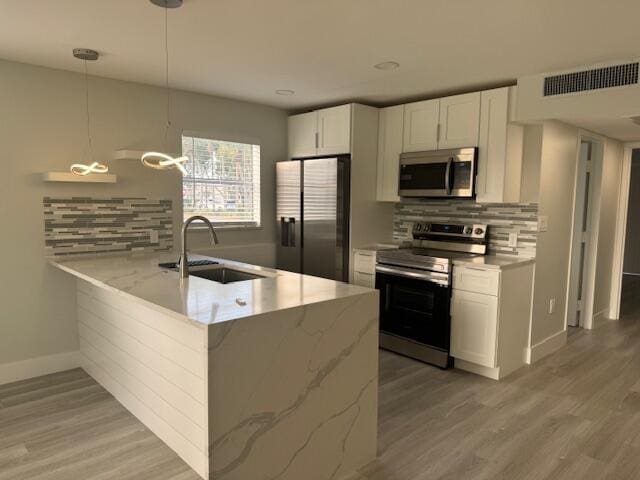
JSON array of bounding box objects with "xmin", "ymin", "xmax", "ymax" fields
[
  {"xmin": 354, "ymin": 251, "xmax": 376, "ymax": 275},
  {"xmin": 453, "ymin": 266, "xmax": 500, "ymax": 296},
  {"xmin": 353, "ymin": 271, "xmax": 375, "ymax": 288}
]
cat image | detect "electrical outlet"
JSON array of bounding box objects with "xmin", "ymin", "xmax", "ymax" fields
[
  {"xmin": 508, "ymin": 232, "xmax": 518, "ymax": 248},
  {"xmin": 538, "ymin": 216, "xmax": 549, "ymax": 232},
  {"xmin": 549, "ymin": 298, "xmax": 556, "ymax": 314},
  {"xmin": 149, "ymin": 230, "xmax": 159, "ymax": 244}
]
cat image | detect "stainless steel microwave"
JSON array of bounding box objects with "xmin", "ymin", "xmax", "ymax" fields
[{"xmin": 398, "ymin": 147, "xmax": 477, "ymax": 198}]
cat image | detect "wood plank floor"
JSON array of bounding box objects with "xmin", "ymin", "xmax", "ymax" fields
[{"xmin": 2, "ymin": 304, "xmax": 640, "ymax": 479}]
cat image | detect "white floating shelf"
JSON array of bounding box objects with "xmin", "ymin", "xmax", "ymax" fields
[
  {"xmin": 42, "ymin": 172, "xmax": 117, "ymax": 183},
  {"xmin": 114, "ymin": 149, "xmax": 179, "ymax": 160},
  {"xmin": 114, "ymin": 149, "xmax": 145, "ymax": 160}
]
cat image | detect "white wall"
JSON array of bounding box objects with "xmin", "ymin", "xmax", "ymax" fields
[
  {"xmin": 529, "ymin": 121, "xmax": 624, "ymax": 354},
  {"xmin": 0, "ymin": 59, "xmax": 287, "ymax": 369},
  {"xmin": 530, "ymin": 121, "xmax": 579, "ymax": 347}
]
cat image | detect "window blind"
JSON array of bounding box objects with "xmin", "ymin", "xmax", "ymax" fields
[{"xmin": 182, "ymin": 135, "xmax": 261, "ymax": 227}]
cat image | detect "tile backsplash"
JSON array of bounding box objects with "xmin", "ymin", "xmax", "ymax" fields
[
  {"xmin": 43, "ymin": 197, "xmax": 173, "ymax": 256},
  {"xmin": 394, "ymin": 199, "xmax": 538, "ymax": 257}
]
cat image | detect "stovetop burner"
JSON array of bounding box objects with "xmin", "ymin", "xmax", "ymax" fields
[{"xmin": 377, "ymin": 222, "xmax": 489, "ymax": 274}]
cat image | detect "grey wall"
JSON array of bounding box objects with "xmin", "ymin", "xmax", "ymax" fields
[
  {"xmin": 624, "ymin": 151, "xmax": 640, "ymax": 275},
  {"xmin": 0, "ymin": 59, "xmax": 287, "ymax": 367}
]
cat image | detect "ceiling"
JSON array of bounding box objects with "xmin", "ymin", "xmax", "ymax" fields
[{"xmin": 0, "ymin": 0, "xmax": 639, "ymax": 112}]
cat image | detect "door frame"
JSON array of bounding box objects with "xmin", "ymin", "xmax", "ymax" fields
[
  {"xmin": 564, "ymin": 131, "xmax": 605, "ymax": 330},
  {"xmin": 610, "ymin": 142, "xmax": 640, "ymax": 319}
]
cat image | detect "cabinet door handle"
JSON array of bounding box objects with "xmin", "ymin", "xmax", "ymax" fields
[
  {"xmin": 315, "ymin": 132, "xmax": 319, "ymax": 149},
  {"xmin": 437, "ymin": 123, "xmax": 441, "ymax": 142}
]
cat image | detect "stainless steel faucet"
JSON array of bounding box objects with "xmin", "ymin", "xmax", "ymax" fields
[{"xmin": 179, "ymin": 215, "xmax": 219, "ymax": 278}]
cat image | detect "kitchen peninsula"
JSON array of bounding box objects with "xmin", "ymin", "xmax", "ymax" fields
[{"xmin": 50, "ymin": 253, "xmax": 379, "ymax": 480}]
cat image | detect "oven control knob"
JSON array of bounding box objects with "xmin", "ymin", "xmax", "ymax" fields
[
  {"xmin": 464, "ymin": 227, "xmax": 472, "ymax": 234},
  {"xmin": 474, "ymin": 228, "xmax": 484, "ymax": 235},
  {"xmin": 423, "ymin": 224, "xmax": 430, "ymax": 232},
  {"xmin": 415, "ymin": 224, "xmax": 422, "ymax": 231}
]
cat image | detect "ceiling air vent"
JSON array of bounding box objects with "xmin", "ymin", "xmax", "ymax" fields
[{"xmin": 543, "ymin": 62, "xmax": 639, "ymax": 97}]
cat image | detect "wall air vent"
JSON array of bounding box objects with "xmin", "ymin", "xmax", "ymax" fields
[{"xmin": 543, "ymin": 62, "xmax": 639, "ymax": 97}]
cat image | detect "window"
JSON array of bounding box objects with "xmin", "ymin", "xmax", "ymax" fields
[{"xmin": 182, "ymin": 134, "xmax": 261, "ymax": 227}]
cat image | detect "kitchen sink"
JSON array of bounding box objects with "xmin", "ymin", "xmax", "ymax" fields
[
  {"xmin": 159, "ymin": 260, "xmax": 268, "ymax": 284},
  {"xmin": 190, "ymin": 266, "xmax": 266, "ymax": 284}
]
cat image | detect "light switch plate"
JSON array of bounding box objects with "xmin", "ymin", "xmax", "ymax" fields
[
  {"xmin": 149, "ymin": 230, "xmax": 159, "ymax": 243},
  {"xmin": 549, "ymin": 298, "xmax": 556, "ymax": 314},
  {"xmin": 508, "ymin": 232, "xmax": 518, "ymax": 248},
  {"xmin": 538, "ymin": 216, "xmax": 549, "ymax": 232}
]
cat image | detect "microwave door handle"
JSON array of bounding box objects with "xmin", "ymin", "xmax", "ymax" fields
[{"xmin": 445, "ymin": 157, "xmax": 453, "ymax": 195}]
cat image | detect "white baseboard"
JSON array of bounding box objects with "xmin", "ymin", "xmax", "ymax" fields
[
  {"xmin": 592, "ymin": 308, "xmax": 610, "ymax": 329},
  {"xmin": 526, "ymin": 330, "xmax": 567, "ymax": 364},
  {"xmin": 0, "ymin": 351, "xmax": 80, "ymax": 386},
  {"xmin": 454, "ymin": 359, "xmax": 501, "ymax": 380}
]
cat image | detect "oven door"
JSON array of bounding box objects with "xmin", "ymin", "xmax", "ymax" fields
[
  {"xmin": 398, "ymin": 148, "xmax": 476, "ymax": 198},
  {"xmin": 375, "ymin": 264, "xmax": 451, "ymax": 351}
]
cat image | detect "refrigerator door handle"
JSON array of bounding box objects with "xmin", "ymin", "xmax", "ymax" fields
[
  {"xmin": 280, "ymin": 217, "xmax": 296, "ymax": 247},
  {"xmin": 288, "ymin": 217, "xmax": 296, "ymax": 247}
]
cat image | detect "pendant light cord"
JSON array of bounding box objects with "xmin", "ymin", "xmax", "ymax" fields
[
  {"xmin": 84, "ymin": 59, "xmax": 94, "ymax": 163},
  {"xmin": 163, "ymin": 4, "xmax": 171, "ymax": 151}
]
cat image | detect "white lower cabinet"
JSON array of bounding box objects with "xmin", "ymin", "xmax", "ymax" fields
[
  {"xmin": 451, "ymin": 290, "xmax": 498, "ymax": 368},
  {"xmin": 353, "ymin": 250, "xmax": 377, "ymax": 288},
  {"xmin": 354, "ymin": 271, "xmax": 376, "ymax": 288},
  {"xmin": 450, "ymin": 262, "xmax": 534, "ymax": 380}
]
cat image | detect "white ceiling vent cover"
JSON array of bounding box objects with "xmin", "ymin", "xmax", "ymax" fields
[{"xmin": 543, "ymin": 62, "xmax": 639, "ymax": 97}]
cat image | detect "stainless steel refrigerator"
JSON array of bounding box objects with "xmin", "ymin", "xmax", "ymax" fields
[{"xmin": 276, "ymin": 157, "xmax": 350, "ymax": 282}]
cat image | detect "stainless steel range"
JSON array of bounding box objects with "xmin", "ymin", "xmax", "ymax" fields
[{"xmin": 376, "ymin": 222, "xmax": 488, "ymax": 368}]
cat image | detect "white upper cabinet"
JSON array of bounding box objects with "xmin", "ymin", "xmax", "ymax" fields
[
  {"xmin": 476, "ymin": 87, "xmax": 524, "ymax": 203},
  {"xmin": 317, "ymin": 105, "xmax": 352, "ymax": 156},
  {"xmin": 438, "ymin": 92, "xmax": 481, "ymax": 149},
  {"xmin": 402, "ymin": 99, "xmax": 440, "ymax": 152},
  {"xmin": 288, "ymin": 105, "xmax": 352, "ymax": 159},
  {"xmin": 288, "ymin": 111, "xmax": 318, "ymax": 159},
  {"xmin": 376, "ymin": 105, "xmax": 404, "ymax": 202}
]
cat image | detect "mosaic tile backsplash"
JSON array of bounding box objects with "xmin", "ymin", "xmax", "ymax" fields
[
  {"xmin": 394, "ymin": 200, "xmax": 538, "ymax": 257},
  {"xmin": 44, "ymin": 197, "xmax": 173, "ymax": 256}
]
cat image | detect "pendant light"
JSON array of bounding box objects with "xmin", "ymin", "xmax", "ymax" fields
[
  {"xmin": 142, "ymin": 0, "xmax": 188, "ymax": 175},
  {"xmin": 70, "ymin": 48, "xmax": 109, "ymax": 176}
]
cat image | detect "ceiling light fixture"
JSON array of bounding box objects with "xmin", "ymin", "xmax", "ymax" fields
[
  {"xmin": 275, "ymin": 89, "xmax": 295, "ymax": 96},
  {"xmin": 374, "ymin": 61, "xmax": 400, "ymax": 71},
  {"xmin": 141, "ymin": 152, "xmax": 188, "ymax": 174},
  {"xmin": 142, "ymin": 0, "xmax": 187, "ymax": 175},
  {"xmin": 70, "ymin": 162, "xmax": 109, "ymax": 176},
  {"xmin": 70, "ymin": 48, "xmax": 108, "ymax": 176}
]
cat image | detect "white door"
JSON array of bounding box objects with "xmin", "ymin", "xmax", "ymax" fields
[
  {"xmin": 288, "ymin": 111, "xmax": 318, "ymax": 158},
  {"xmin": 376, "ymin": 105, "xmax": 404, "ymax": 202},
  {"xmin": 567, "ymin": 141, "xmax": 596, "ymax": 327},
  {"xmin": 317, "ymin": 104, "xmax": 352, "ymax": 156},
  {"xmin": 438, "ymin": 92, "xmax": 481, "ymax": 149},
  {"xmin": 451, "ymin": 289, "xmax": 498, "ymax": 367},
  {"xmin": 402, "ymin": 99, "xmax": 440, "ymax": 152}
]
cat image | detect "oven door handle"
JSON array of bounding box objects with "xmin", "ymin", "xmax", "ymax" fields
[{"xmin": 376, "ymin": 264, "xmax": 450, "ymax": 286}]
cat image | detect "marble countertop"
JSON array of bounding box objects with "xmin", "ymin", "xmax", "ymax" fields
[
  {"xmin": 452, "ymin": 255, "xmax": 535, "ymax": 271},
  {"xmin": 50, "ymin": 252, "xmax": 373, "ymax": 327}
]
